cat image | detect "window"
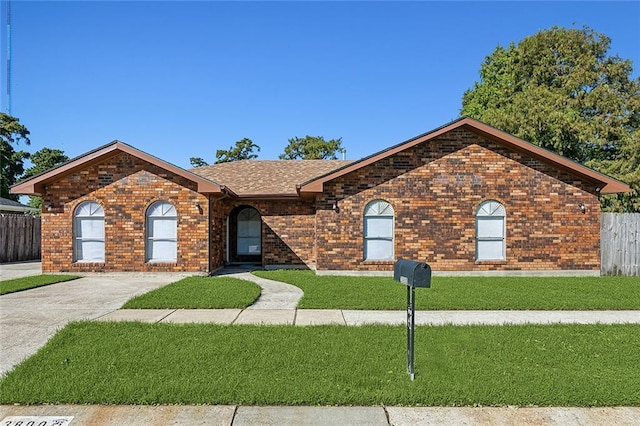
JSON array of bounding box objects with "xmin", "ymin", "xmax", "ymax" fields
[
  {"xmin": 476, "ymin": 200, "xmax": 506, "ymax": 261},
  {"xmin": 237, "ymin": 207, "xmax": 261, "ymax": 255},
  {"xmin": 146, "ymin": 201, "xmax": 177, "ymax": 262},
  {"xmin": 364, "ymin": 200, "xmax": 394, "ymax": 260},
  {"xmin": 74, "ymin": 201, "xmax": 105, "ymax": 262}
]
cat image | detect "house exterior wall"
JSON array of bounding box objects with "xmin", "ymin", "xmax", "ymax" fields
[
  {"xmin": 41, "ymin": 152, "xmax": 210, "ymax": 273},
  {"xmin": 36, "ymin": 127, "xmax": 605, "ymax": 273},
  {"xmin": 315, "ymin": 128, "xmax": 601, "ymax": 271},
  {"xmin": 213, "ymin": 199, "xmax": 316, "ymax": 269}
]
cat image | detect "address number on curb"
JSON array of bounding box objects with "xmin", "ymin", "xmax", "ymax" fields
[{"xmin": 2, "ymin": 416, "xmax": 74, "ymax": 426}]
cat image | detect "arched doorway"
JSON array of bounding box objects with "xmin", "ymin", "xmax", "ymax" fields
[{"xmin": 229, "ymin": 206, "xmax": 262, "ymax": 264}]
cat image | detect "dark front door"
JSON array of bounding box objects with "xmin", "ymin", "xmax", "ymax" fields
[{"xmin": 229, "ymin": 206, "xmax": 262, "ymax": 264}]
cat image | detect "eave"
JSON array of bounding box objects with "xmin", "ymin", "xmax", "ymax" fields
[
  {"xmin": 298, "ymin": 117, "xmax": 631, "ymax": 195},
  {"xmin": 10, "ymin": 141, "xmax": 227, "ymax": 196}
]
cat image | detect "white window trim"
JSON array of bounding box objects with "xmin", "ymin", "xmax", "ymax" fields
[
  {"xmin": 364, "ymin": 200, "xmax": 395, "ymax": 261},
  {"xmin": 74, "ymin": 201, "xmax": 105, "ymax": 263},
  {"xmin": 146, "ymin": 201, "xmax": 178, "ymax": 263},
  {"xmin": 476, "ymin": 200, "xmax": 506, "ymax": 261}
]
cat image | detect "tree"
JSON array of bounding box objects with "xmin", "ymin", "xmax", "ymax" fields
[
  {"xmin": 215, "ymin": 138, "xmax": 260, "ymax": 164},
  {"xmin": 22, "ymin": 148, "xmax": 69, "ymax": 208},
  {"xmin": 189, "ymin": 157, "xmax": 209, "ymax": 167},
  {"xmin": 1, "ymin": 113, "xmax": 31, "ymax": 201},
  {"xmin": 461, "ymin": 26, "xmax": 640, "ymax": 211},
  {"xmin": 279, "ymin": 136, "xmax": 345, "ymax": 160}
]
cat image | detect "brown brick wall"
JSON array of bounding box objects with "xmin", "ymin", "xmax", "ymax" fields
[
  {"xmin": 315, "ymin": 128, "xmax": 601, "ymax": 271},
  {"xmin": 38, "ymin": 128, "xmax": 603, "ymax": 273},
  {"xmin": 212, "ymin": 199, "xmax": 316, "ymax": 268},
  {"xmin": 41, "ymin": 153, "xmax": 209, "ymax": 273}
]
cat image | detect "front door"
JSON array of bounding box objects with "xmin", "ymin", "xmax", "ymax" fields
[{"xmin": 229, "ymin": 206, "xmax": 262, "ymax": 264}]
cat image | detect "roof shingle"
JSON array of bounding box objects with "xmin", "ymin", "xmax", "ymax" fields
[{"xmin": 191, "ymin": 160, "xmax": 352, "ymax": 197}]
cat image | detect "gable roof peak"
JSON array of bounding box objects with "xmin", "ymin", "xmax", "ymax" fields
[
  {"xmin": 298, "ymin": 117, "xmax": 630, "ymax": 195},
  {"xmin": 10, "ymin": 140, "xmax": 227, "ymax": 196}
]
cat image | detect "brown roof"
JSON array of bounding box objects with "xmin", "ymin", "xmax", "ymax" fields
[
  {"xmin": 299, "ymin": 117, "xmax": 631, "ymax": 195},
  {"xmin": 11, "ymin": 141, "xmax": 226, "ymax": 196},
  {"xmin": 192, "ymin": 160, "xmax": 352, "ymax": 197}
]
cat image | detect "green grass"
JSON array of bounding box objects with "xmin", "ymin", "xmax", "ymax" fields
[
  {"xmin": 1, "ymin": 322, "xmax": 638, "ymax": 406},
  {"xmin": 0, "ymin": 274, "xmax": 79, "ymax": 295},
  {"xmin": 254, "ymin": 270, "xmax": 640, "ymax": 310},
  {"xmin": 122, "ymin": 276, "xmax": 261, "ymax": 309}
]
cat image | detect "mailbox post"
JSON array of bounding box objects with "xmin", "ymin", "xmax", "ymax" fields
[{"xmin": 393, "ymin": 259, "xmax": 431, "ymax": 380}]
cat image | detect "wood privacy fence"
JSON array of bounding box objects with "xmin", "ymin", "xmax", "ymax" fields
[
  {"xmin": 0, "ymin": 214, "xmax": 41, "ymax": 263},
  {"xmin": 601, "ymin": 213, "xmax": 640, "ymax": 276}
]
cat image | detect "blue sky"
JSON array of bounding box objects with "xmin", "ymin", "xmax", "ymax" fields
[{"xmin": 2, "ymin": 1, "xmax": 639, "ymax": 170}]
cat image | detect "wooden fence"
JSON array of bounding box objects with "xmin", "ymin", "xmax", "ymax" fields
[
  {"xmin": 601, "ymin": 213, "xmax": 639, "ymax": 276},
  {"xmin": 0, "ymin": 214, "xmax": 41, "ymax": 263}
]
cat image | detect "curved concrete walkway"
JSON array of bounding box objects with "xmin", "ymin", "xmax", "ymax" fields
[{"xmin": 229, "ymin": 271, "xmax": 303, "ymax": 310}]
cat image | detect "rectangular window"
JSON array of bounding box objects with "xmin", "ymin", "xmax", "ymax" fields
[
  {"xmin": 74, "ymin": 217, "xmax": 105, "ymax": 261},
  {"xmin": 237, "ymin": 217, "xmax": 261, "ymax": 255},
  {"xmin": 147, "ymin": 218, "xmax": 177, "ymax": 262},
  {"xmin": 476, "ymin": 217, "xmax": 505, "ymax": 260},
  {"xmin": 364, "ymin": 216, "xmax": 394, "ymax": 260}
]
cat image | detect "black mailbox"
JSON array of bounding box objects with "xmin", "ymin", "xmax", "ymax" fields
[{"xmin": 393, "ymin": 259, "xmax": 431, "ymax": 288}]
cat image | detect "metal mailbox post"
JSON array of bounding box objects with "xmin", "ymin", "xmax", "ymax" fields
[{"xmin": 393, "ymin": 259, "xmax": 432, "ymax": 380}]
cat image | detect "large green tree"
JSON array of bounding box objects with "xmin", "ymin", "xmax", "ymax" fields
[
  {"xmin": 1, "ymin": 113, "xmax": 31, "ymax": 201},
  {"xmin": 215, "ymin": 138, "xmax": 260, "ymax": 164},
  {"xmin": 190, "ymin": 138, "xmax": 260, "ymax": 167},
  {"xmin": 279, "ymin": 136, "xmax": 344, "ymax": 160},
  {"xmin": 22, "ymin": 148, "xmax": 69, "ymax": 208},
  {"xmin": 461, "ymin": 26, "xmax": 640, "ymax": 211}
]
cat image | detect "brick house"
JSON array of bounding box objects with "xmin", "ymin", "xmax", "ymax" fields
[{"xmin": 11, "ymin": 117, "xmax": 629, "ymax": 274}]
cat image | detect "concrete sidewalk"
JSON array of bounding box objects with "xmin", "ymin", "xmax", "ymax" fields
[
  {"xmin": 2, "ymin": 404, "xmax": 640, "ymax": 425},
  {"xmin": 97, "ymin": 307, "xmax": 640, "ymax": 325}
]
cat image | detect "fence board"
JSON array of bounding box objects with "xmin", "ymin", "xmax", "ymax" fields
[
  {"xmin": 601, "ymin": 213, "xmax": 640, "ymax": 276},
  {"xmin": 0, "ymin": 214, "xmax": 41, "ymax": 263}
]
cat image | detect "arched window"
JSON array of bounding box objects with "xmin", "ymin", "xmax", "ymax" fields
[
  {"xmin": 476, "ymin": 200, "xmax": 506, "ymax": 261},
  {"xmin": 146, "ymin": 201, "xmax": 177, "ymax": 262},
  {"xmin": 74, "ymin": 201, "xmax": 105, "ymax": 262},
  {"xmin": 364, "ymin": 200, "xmax": 394, "ymax": 260}
]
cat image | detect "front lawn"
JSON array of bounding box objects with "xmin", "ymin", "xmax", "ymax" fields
[
  {"xmin": 254, "ymin": 270, "xmax": 640, "ymax": 310},
  {"xmin": 1, "ymin": 322, "xmax": 638, "ymax": 406},
  {"xmin": 0, "ymin": 274, "xmax": 79, "ymax": 295},
  {"xmin": 122, "ymin": 276, "xmax": 261, "ymax": 309}
]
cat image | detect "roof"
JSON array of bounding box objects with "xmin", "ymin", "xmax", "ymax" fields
[
  {"xmin": 0, "ymin": 197, "xmax": 38, "ymax": 213},
  {"xmin": 299, "ymin": 117, "xmax": 631, "ymax": 195},
  {"xmin": 9, "ymin": 118, "xmax": 630, "ymax": 200},
  {"xmin": 192, "ymin": 160, "xmax": 352, "ymax": 198},
  {"xmin": 10, "ymin": 141, "xmax": 228, "ymax": 196}
]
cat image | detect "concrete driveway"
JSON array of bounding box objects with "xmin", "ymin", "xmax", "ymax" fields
[
  {"xmin": 0, "ymin": 261, "xmax": 42, "ymax": 280},
  {"xmin": 0, "ymin": 270, "xmax": 190, "ymax": 376}
]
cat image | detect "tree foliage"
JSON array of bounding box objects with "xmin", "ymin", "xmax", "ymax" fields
[
  {"xmin": 215, "ymin": 138, "xmax": 260, "ymax": 164},
  {"xmin": 23, "ymin": 148, "xmax": 69, "ymax": 208},
  {"xmin": 279, "ymin": 136, "xmax": 345, "ymax": 160},
  {"xmin": 461, "ymin": 26, "xmax": 640, "ymax": 212},
  {"xmin": 1, "ymin": 113, "xmax": 31, "ymax": 201},
  {"xmin": 189, "ymin": 157, "xmax": 209, "ymax": 167}
]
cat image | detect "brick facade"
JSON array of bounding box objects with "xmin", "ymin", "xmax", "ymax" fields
[
  {"xmin": 211, "ymin": 199, "xmax": 317, "ymax": 269},
  {"xmin": 31, "ymin": 125, "xmax": 608, "ymax": 273},
  {"xmin": 41, "ymin": 153, "xmax": 210, "ymax": 273},
  {"xmin": 315, "ymin": 128, "xmax": 600, "ymax": 271}
]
